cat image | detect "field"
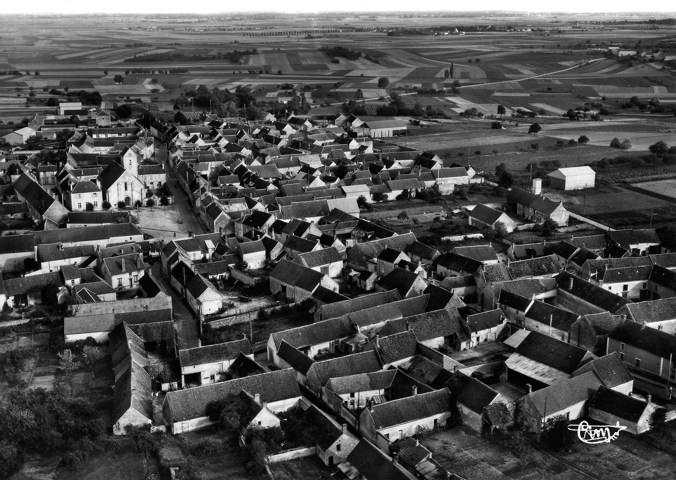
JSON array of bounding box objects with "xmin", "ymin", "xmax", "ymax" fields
[{"xmin": 632, "ymin": 179, "xmax": 676, "ymax": 200}]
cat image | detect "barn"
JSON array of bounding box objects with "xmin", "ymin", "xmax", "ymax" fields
[{"xmin": 547, "ymin": 166, "xmax": 596, "ymax": 191}]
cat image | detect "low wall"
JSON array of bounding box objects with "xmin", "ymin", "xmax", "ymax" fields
[
  {"xmin": 230, "ymin": 268, "xmax": 259, "ymax": 285},
  {"xmin": 265, "ymin": 446, "xmax": 316, "ymax": 464},
  {"xmin": 360, "ymin": 204, "xmax": 444, "ymax": 221},
  {"xmin": 73, "ymin": 293, "xmax": 172, "ymax": 316}
]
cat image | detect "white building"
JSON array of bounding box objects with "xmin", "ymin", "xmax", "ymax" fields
[{"xmin": 547, "ymin": 166, "xmax": 596, "ymax": 191}]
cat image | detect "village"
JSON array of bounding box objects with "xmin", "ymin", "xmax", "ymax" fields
[{"xmin": 2, "ymin": 9, "xmax": 676, "ymax": 480}]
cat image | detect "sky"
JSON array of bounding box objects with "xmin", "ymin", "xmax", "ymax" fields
[{"xmin": 6, "ymin": 0, "xmax": 676, "ymax": 15}]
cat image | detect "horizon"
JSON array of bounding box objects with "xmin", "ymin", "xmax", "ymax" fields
[{"xmin": 3, "ymin": 0, "xmax": 676, "ymax": 15}]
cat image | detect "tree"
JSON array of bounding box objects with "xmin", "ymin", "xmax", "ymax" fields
[
  {"xmin": 495, "ymin": 163, "xmax": 507, "ymax": 177},
  {"xmin": 57, "ymin": 349, "xmax": 81, "ymax": 373},
  {"xmin": 498, "ymin": 170, "xmax": 514, "ymax": 188},
  {"xmin": 46, "ymin": 97, "xmax": 59, "ymax": 107},
  {"xmin": 397, "ymin": 210, "xmax": 409, "ymax": 220},
  {"xmin": 115, "ymin": 104, "xmax": 132, "ymax": 119},
  {"xmin": 146, "ymin": 198, "xmax": 155, "ymax": 209},
  {"xmin": 497, "ymin": 104, "xmax": 506, "ymax": 116},
  {"xmin": 174, "ymin": 111, "xmax": 188, "ymax": 125},
  {"xmin": 117, "ymin": 201, "xmax": 126, "ymax": 209},
  {"xmin": 113, "ymin": 75, "xmax": 124, "ymax": 84},
  {"xmin": 103, "ymin": 70, "xmax": 108, "ymax": 75},
  {"xmin": 578, "ymin": 135, "xmax": 590, "ymax": 144},
  {"xmin": 649, "ymin": 140, "xmax": 669, "ymax": 156},
  {"xmin": 528, "ymin": 123, "xmax": 542, "ymax": 134},
  {"xmin": 102, "ymin": 201, "xmax": 111, "ymax": 210},
  {"xmin": 491, "ymin": 121, "xmax": 502, "ymax": 129},
  {"xmin": 85, "ymin": 203, "xmax": 94, "ymax": 212},
  {"xmin": 540, "ymin": 219, "xmax": 557, "ymax": 237},
  {"xmin": 159, "ymin": 196, "xmax": 169, "ymax": 208},
  {"xmin": 82, "ymin": 345, "xmax": 103, "ymax": 365},
  {"xmin": 134, "ymin": 200, "xmax": 142, "ymax": 208},
  {"xmin": 377, "ymin": 77, "xmax": 390, "ymax": 88}
]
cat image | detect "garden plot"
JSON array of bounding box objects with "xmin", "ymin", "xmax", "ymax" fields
[
  {"xmin": 505, "ymin": 63, "xmax": 536, "ymax": 75},
  {"xmin": 542, "ymin": 129, "xmax": 676, "ymax": 151},
  {"xmin": 345, "ymin": 67, "xmax": 413, "ymax": 77},
  {"xmin": 96, "ymin": 84, "xmax": 157, "ymax": 94},
  {"xmin": 492, "ymin": 91, "xmax": 530, "ymax": 96},
  {"xmin": 182, "ymin": 78, "xmax": 228, "ymax": 86},
  {"xmin": 631, "ymin": 179, "xmax": 676, "ymax": 200},
  {"xmin": 530, "ymin": 103, "xmax": 567, "ymax": 115},
  {"xmin": 54, "ymin": 49, "xmax": 101, "ymax": 60},
  {"xmin": 453, "ymin": 65, "xmax": 487, "ymax": 79}
]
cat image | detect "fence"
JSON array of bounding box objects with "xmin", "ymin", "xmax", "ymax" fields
[
  {"xmin": 360, "ymin": 204, "xmax": 445, "ymax": 221},
  {"xmin": 230, "ymin": 268, "xmax": 259, "ymax": 285},
  {"xmin": 265, "ymin": 446, "xmax": 316, "ymax": 464}
]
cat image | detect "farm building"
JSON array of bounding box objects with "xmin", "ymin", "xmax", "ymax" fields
[
  {"xmin": 547, "ymin": 167, "xmax": 596, "ymax": 191},
  {"xmin": 506, "ymin": 185, "xmax": 569, "ymax": 227},
  {"xmin": 353, "ymin": 118, "xmax": 408, "ymax": 138},
  {"xmin": 2, "ymin": 127, "xmax": 37, "ymax": 145},
  {"xmin": 468, "ymin": 204, "xmax": 517, "ymax": 233}
]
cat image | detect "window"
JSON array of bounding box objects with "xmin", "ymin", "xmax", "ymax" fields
[
  {"xmin": 124, "ymin": 182, "xmax": 128, "ymax": 191},
  {"xmin": 620, "ymin": 342, "xmax": 625, "ymax": 351},
  {"xmin": 623, "ymin": 284, "xmax": 628, "ymax": 291},
  {"xmin": 77, "ymin": 203, "xmax": 81, "ymax": 209},
  {"xmin": 336, "ymin": 444, "xmax": 341, "ymax": 452},
  {"xmin": 93, "ymin": 193, "xmax": 97, "ymax": 197},
  {"xmin": 636, "ymin": 358, "xmax": 641, "ymax": 368},
  {"xmin": 350, "ymin": 392, "xmax": 355, "ymax": 398},
  {"xmin": 117, "ymin": 279, "xmax": 123, "ymax": 287},
  {"xmin": 659, "ymin": 324, "xmax": 664, "ymax": 331},
  {"xmin": 619, "ymin": 352, "xmax": 624, "ymax": 361},
  {"xmin": 94, "ymin": 201, "xmax": 98, "ymax": 207},
  {"xmin": 133, "ymin": 274, "xmax": 138, "ymax": 283},
  {"xmin": 385, "ymin": 434, "xmax": 389, "ymax": 440}
]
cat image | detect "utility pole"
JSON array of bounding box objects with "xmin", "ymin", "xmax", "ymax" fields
[
  {"xmin": 650, "ymin": 207, "xmax": 654, "ymax": 228},
  {"xmin": 583, "ymin": 188, "xmax": 587, "ymax": 215}
]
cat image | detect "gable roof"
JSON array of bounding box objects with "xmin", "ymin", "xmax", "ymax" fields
[
  {"xmin": 524, "ymin": 370, "xmax": 602, "ymax": 417},
  {"xmin": 317, "ymin": 290, "xmax": 402, "ymax": 321},
  {"xmin": 589, "ymin": 385, "xmax": 649, "ymax": 423},
  {"xmin": 571, "ymin": 353, "xmax": 633, "ymax": 388},
  {"xmin": 343, "ymin": 440, "xmax": 417, "ymax": 480},
  {"xmin": 375, "ymin": 267, "xmax": 423, "ymax": 297},
  {"xmin": 376, "ymin": 331, "xmax": 418, "ymax": 365},
  {"xmin": 308, "ymin": 350, "xmax": 382, "ymax": 385},
  {"xmin": 468, "ymin": 204, "xmax": 506, "ymax": 225},
  {"xmin": 515, "ymin": 330, "xmax": 591, "ymax": 374},
  {"xmin": 525, "ymin": 301, "xmax": 579, "ymax": 332},
  {"xmin": 271, "ymin": 315, "xmax": 354, "ymax": 350},
  {"xmin": 98, "ymin": 161, "xmax": 126, "ymax": 190},
  {"xmin": 325, "ymin": 370, "xmax": 396, "ymax": 395},
  {"xmin": 164, "ymin": 369, "xmax": 300, "ymax": 422},
  {"xmin": 179, "ymin": 338, "xmax": 253, "ymax": 368},
  {"xmin": 557, "ymin": 272, "xmax": 631, "ymax": 314},
  {"xmin": 506, "ymin": 186, "xmax": 563, "ymax": 215},
  {"xmin": 508, "ymin": 255, "xmax": 560, "ymax": 279},
  {"xmin": 294, "ymin": 247, "xmax": 342, "ymax": 268},
  {"xmin": 368, "ymin": 389, "xmax": 451, "ymax": 429},
  {"xmin": 277, "ymin": 340, "xmax": 315, "ymax": 375},
  {"xmin": 270, "ymin": 259, "xmax": 325, "ymax": 292},
  {"xmin": 609, "ymin": 320, "xmax": 676, "ymax": 359}
]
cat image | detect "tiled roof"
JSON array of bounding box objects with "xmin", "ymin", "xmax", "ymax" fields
[
  {"xmin": 497, "ymin": 289, "xmax": 532, "ymax": 312},
  {"xmin": 515, "ymin": 330, "xmax": 591, "ymax": 374},
  {"xmin": 623, "ymin": 297, "xmax": 676, "ymax": 324},
  {"xmin": 71, "ymin": 180, "xmax": 101, "ymax": 193},
  {"xmin": 317, "ymin": 290, "xmax": 402, "ymax": 321},
  {"xmin": 601, "ymin": 265, "xmax": 652, "ymax": 284},
  {"xmin": 572, "ymin": 353, "xmax": 633, "ymax": 388},
  {"xmin": 649, "ymin": 265, "xmax": 676, "ymax": 291},
  {"xmin": 179, "ymin": 338, "xmax": 252, "ymax": 368},
  {"xmin": 435, "ymin": 252, "xmax": 482, "ymax": 274},
  {"xmin": 97, "ymin": 161, "xmax": 126, "ymax": 191},
  {"xmin": 506, "ymin": 186, "xmax": 563, "ymax": 215},
  {"xmin": 378, "ymin": 309, "xmax": 464, "ymax": 343},
  {"xmin": 589, "ymin": 385, "xmax": 648, "ymax": 423},
  {"xmin": 277, "ymin": 341, "xmax": 315, "ymax": 375},
  {"xmin": 270, "ymin": 259, "xmax": 325, "ymax": 292},
  {"xmin": 525, "ymin": 370, "xmax": 601, "ymax": 417},
  {"xmin": 295, "ymin": 247, "xmax": 342, "ymax": 268},
  {"xmin": 376, "ymin": 331, "xmax": 418, "ymax": 365},
  {"xmin": 271, "ymin": 315, "xmax": 353, "ymax": 350},
  {"xmin": 466, "ymin": 308, "xmax": 504, "ymax": 333},
  {"xmin": 344, "ymin": 439, "xmax": 417, "ymax": 480},
  {"xmin": 375, "ymin": 268, "xmax": 424, "ymax": 297},
  {"xmin": 423, "ymin": 284, "xmax": 463, "ymax": 312},
  {"xmin": 482, "ymin": 263, "xmax": 512, "ymax": 283},
  {"xmin": 557, "ymin": 272, "xmax": 631, "ymax": 314},
  {"xmin": 325, "ymin": 370, "xmax": 396, "ymax": 395},
  {"xmin": 0, "ymin": 234, "xmax": 36, "ymax": 254},
  {"xmin": 525, "ymin": 301, "xmax": 579, "ymax": 332},
  {"xmin": 308, "ymin": 350, "xmax": 382, "ymax": 385},
  {"xmin": 508, "ymin": 255, "xmax": 560, "ymax": 279},
  {"xmin": 650, "ymin": 253, "xmax": 676, "ymax": 269},
  {"xmin": 369, "ymin": 388, "xmax": 451, "ymax": 429},
  {"xmin": 164, "ymin": 369, "xmax": 300, "ymax": 422},
  {"xmin": 37, "ymin": 243, "xmax": 96, "ymax": 262},
  {"xmin": 580, "ymin": 312, "xmax": 622, "ymax": 335},
  {"xmin": 452, "ymin": 245, "xmax": 498, "ymax": 263},
  {"xmin": 468, "ymin": 204, "xmax": 505, "ymax": 225},
  {"xmin": 609, "ymin": 229, "xmax": 660, "ymax": 249}
]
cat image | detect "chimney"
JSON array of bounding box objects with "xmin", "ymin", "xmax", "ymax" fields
[
  {"xmin": 375, "ymin": 334, "xmax": 379, "ymax": 349},
  {"xmin": 254, "ymin": 393, "xmax": 261, "ymax": 403},
  {"xmin": 137, "ymin": 256, "xmax": 142, "ymax": 269},
  {"xmin": 415, "ymin": 438, "xmax": 419, "ymax": 447},
  {"xmin": 647, "ymin": 394, "xmax": 651, "ymax": 404},
  {"xmin": 531, "ymin": 178, "xmax": 542, "ymax": 195},
  {"xmin": 58, "ymin": 242, "xmax": 63, "ymax": 251},
  {"xmin": 391, "ymin": 453, "xmax": 398, "ymax": 465},
  {"xmin": 342, "ymin": 424, "xmax": 347, "ymax": 434},
  {"xmin": 568, "ymin": 277, "xmax": 574, "ymax": 290},
  {"xmin": 121, "ymin": 259, "xmax": 126, "ymax": 272},
  {"xmin": 526, "ymin": 383, "xmax": 532, "ymax": 394},
  {"xmin": 412, "ymin": 385, "xmax": 417, "ymax": 396},
  {"xmin": 453, "ymin": 365, "xmax": 458, "ymax": 373},
  {"xmin": 405, "ymin": 321, "xmax": 410, "ymax": 331},
  {"xmin": 369, "ymin": 400, "xmax": 374, "ymax": 412}
]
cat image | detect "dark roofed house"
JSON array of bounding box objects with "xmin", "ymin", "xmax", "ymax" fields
[
  {"xmin": 178, "ymin": 338, "xmax": 253, "ymax": 387},
  {"xmin": 338, "ymin": 439, "xmax": 417, "ymax": 480},
  {"xmin": 375, "ymin": 331, "xmax": 418, "ymax": 368},
  {"xmin": 270, "ymin": 259, "xmax": 339, "ymax": 303},
  {"xmin": 305, "ymin": 350, "xmax": 383, "ymax": 395},
  {"xmin": 358, "ymin": 389, "xmax": 452, "ymax": 447},
  {"xmin": 162, "ymin": 369, "xmax": 301, "ymax": 434},
  {"xmin": 505, "ymin": 330, "xmax": 595, "ymax": 390},
  {"xmin": 13, "ymin": 173, "xmax": 69, "ymax": 226},
  {"xmin": 508, "ymin": 255, "xmax": 560, "ymax": 280},
  {"xmin": 589, "ymin": 385, "xmax": 659, "ymax": 435},
  {"xmin": 557, "ymin": 272, "xmax": 631, "ymax": 315},
  {"xmin": 464, "ymin": 308, "xmax": 506, "ymax": 347},
  {"xmin": 506, "ymin": 186, "xmax": 569, "ymax": 226},
  {"xmin": 442, "ymin": 371, "xmax": 502, "ymax": 432},
  {"xmin": 375, "ymin": 267, "xmax": 427, "ymax": 299},
  {"xmin": 277, "ymin": 340, "xmax": 315, "ymax": 384},
  {"xmin": 451, "ymin": 245, "xmax": 499, "ymax": 265},
  {"xmin": 609, "ymin": 228, "xmax": 661, "ymax": 256},
  {"xmin": 523, "ymin": 301, "xmax": 580, "ymax": 343},
  {"xmin": 293, "ymin": 246, "xmax": 343, "ymax": 278},
  {"xmin": 468, "ymin": 204, "xmax": 517, "ymax": 233},
  {"xmin": 569, "ymin": 312, "xmax": 623, "ymax": 356}
]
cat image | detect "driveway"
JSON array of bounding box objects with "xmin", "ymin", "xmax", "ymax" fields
[{"xmin": 150, "ymin": 264, "xmax": 200, "ymax": 349}]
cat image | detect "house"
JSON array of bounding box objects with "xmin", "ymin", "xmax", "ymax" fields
[
  {"xmin": 347, "ymin": 233, "xmax": 417, "ymax": 272},
  {"xmin": 516, "ymin": 353, "xmax": 633, "ymax": 432},
  {"xmin": 594, "ymin": 265, "xmax": 652, "ymax": 300},
  {"xmin": 607, "ymin": 320, "xmax": 676, "ymax": 382},
  {"xmin": 2, "ymin": 126, "xmax": 37, "ymax": 145},
  {"xmin": 376, "ymin": 247, "xmax": 410, "ymax": 276},
  {"xmin": 439, "ymin": 275, "xmax": 476, "ymax": 299},
  {"xmin": 276, "ymin": 340, "xmax": 315, "ymax": 385},
  {"xmin": 523, "ymin": 300, "xmax": 580, "ymax": 343},
  {"xmin": 497, "ymin": 289, "xmax": 533, "ymax": 325},
  {"xmin": 13, "ymin": 173, "xmax": 69, "ymax": 226},
  {"xmin": 435, "ymin": 252, "xmax": 481, "ymax": 278},
  {"xmin": 589, "ymin": 386, "xmax": 661, "ymax": 435},
  {"xmin": 358, "ymin": 389, "xmax": 452, "ymax": 451},
  {"xmin": 556, "ymin": 272, "xmax": 631, "ymax": 315},
  {"xmin": 353, "ymin": 118, "xmax": 408, "ymax": 138},
  {"xmin": 269, "ymin": 259, "xmax": 339, "ymax": 302},
  {"xmin": 37, "ymin": 243, "xmax": 96, "ymax": 273},
  {"xmin": 432, "ymin": 167, "xmax": 470, "ymax": 194},
  {"xmin": 293, "ymin": 247, "xmax": 343, "ymax": 277},
  {"xmin": 464, "ymin": 308, "xmax": 506, "ymax": 346},
  {"xmin": 98, "ymin": 161, "xmax": 145, "ymax": 207},
  {"xmin": 378, "ymin": 308, "xmax": 466, "ymax": 351},
  {"xmin": 305, "ymin": 350, "xmax": 383, "ymax": 397},
  {"xmin": 310, "ymin": 406, "xmax": 360, "ymax": 467},
  {"xmin": 179, "ymin": 338, "xmax": 253, "ymax": 387},
  {"xmin": 375, "ymin": 268, "xmax": 427, "ymax": 298},
  {"xmin": 618, "ymin": 297, "xmax": 676, "ymax": 333},
  {"xmin": 185, "ymin": 274, "xmax": 222, "ymax": 317},
  {"xmin": 397, "ymin": 436, "xmax": 450, "ymax": 480},
  {"xmin": 506, "ymin": 185, "xmax": 569, "ymax": 226},
  {"xmin": 236, "ymin": 240, "xmax": 266, "ymax": 269},
  {"xmin": 162, "ymin": 369, "xmax": 301, "ymax": 434},
  {"xmin": 569, "ymin": 312, "xmax": 623, "ymax": 356},
  {"xmin": 547, "ymin": 166, "xmax": 596, "ymax": 190},
  {"xmin": 323, "ymin": 370, "xmax": 397, "ymax": 413},
  {"xmin": 109, "ymin": 323, "xmax": 153, "ymax": 435},
  {"xmin": 4, "ymin": 271, "xmax": 66, "ymax": 308},
  {"xmin": 451, "ymin": 245, "xmax": 499, "ymax": 265},
  {"xmin": 375, "ymin": 331, "xmax": 419, "ymax": 369},
  {"xmin": 505, "ymin": 330, "xmax": 595, "ymax": 390},
  {"xmin": 442, "ymin": 371, "xmax": 502, "ymax": 432},
  {"xmin": 315, "ymin": 289, "xmax": 402, "ymax": 322},
  {"xmin": 65, "ymin": 180, "xmax": 103, "ymax": 211},
  {"xmin": 101, "ymin": 253, "xmax": 145, "ymax": 290},
  {"xmin": 608, "ymin": 229, "xmax": 661, "ymax": 256},
  {"xmin": 468, "ymin": 204, "xmax": 517, "ymax": 233},
  {"xmin": 338, "ymin": 439, "xmax": 417, "ymax": 480},
  {"xmin": 507, "ymin": 255, "xmax": 560, "ymax": 280},
  {"xmin": 405, "ymin": 241, "xmax": 440, "ymax": 266}
]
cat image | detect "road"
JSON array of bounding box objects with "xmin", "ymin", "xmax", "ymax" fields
[
  {"xmin": 155, "ymin": 141, "xmax": 205, "ymax": 236},
  {"xmin": 150, "ymin": 263, "xmax": 200, "ymax": 349}
]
